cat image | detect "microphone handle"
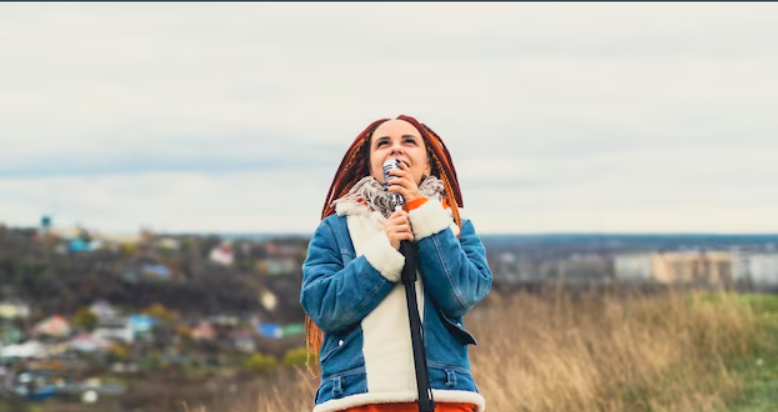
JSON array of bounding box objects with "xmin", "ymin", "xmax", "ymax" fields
[{"xmin": 392, "ymin": 194, "xmax": 405, "ymax": 209}]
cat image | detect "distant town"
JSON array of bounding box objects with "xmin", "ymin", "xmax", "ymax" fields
[
  {"xmin": 482, "ymin": 233, "xmax": 778, "ymax": 291},
  {"xmin": 0, "ymin": 219, "xmax": 309, "ymax": 411},
  {"xmin": 1, "ymin": 218, "xmax": 777, "ymax": 411}
]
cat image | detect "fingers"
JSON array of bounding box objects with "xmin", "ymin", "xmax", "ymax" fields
[
  {"xmin": 387, "ymin": 228, "xmax": 414, "ymax": 246},
  {"xmin": 386, "ymin": 210, "xmax": 414, "ymax": 248},
  {"xmin": 389, "ymin": 209, "xmax": 409, "ymax": 221},
  {"xmin": 387, "ymin": 177, "xmax": 411, "ymax": 190},
  {"xmin": 387, "ymin": 165, "xmax": 420, "ymax": 202},
  {"xmin": 387, "ymin": 214, "xmax": 411, "ymax": 231},
  {"xmin": 387, "ymin": 169, "xmax": 412, "ymax": 196},
  {"xmin": 385, "ymin": 169, "xmax": 411, "ymax": 200},
  {"xmin": 388, "ymin": 227, "xmax": 414, "ymax": 240},
  {"xmin": 387, "ymin": 176, "xmax": 420, "ymax": 204},
  {"xmin": 388, "ymin": 167, "xmax": 410, "ymax": 180}
]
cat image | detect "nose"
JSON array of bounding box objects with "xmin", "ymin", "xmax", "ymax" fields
[{"xmin": 389, "ymin": 143, "xmax": 405, "ymax": 156}]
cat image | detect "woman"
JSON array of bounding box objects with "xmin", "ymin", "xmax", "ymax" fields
[{"xmin": 300, "ymin": 115, "xmax": 492, "ymax": 412}]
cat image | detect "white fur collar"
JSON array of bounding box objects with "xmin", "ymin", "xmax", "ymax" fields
[{"xmin": 335, "ymin": 198, "xmax": 467, "ymax": 220}]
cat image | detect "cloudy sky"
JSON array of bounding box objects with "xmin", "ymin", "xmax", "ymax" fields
[{"xmin": 1, "ymin": 3, "xmax": 778, "ymax": 235}]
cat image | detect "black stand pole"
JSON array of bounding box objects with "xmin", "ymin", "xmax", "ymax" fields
[{"xmin": 400, "ymin": 240, "xmax": 436, "ymax": 412}]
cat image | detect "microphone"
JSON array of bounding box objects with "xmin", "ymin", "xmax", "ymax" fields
[{"xmin": 382, "ymin": 158, "xmax": 405, "ymax": 211}]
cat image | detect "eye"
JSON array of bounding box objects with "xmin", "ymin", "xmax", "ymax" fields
[
  {"xmin": 376, "ymin": 141, "xmax": 388, "ymax": 147},
  {"xmin": 405, "ymin": 138, "xmax": 416, "ymax": 145}
]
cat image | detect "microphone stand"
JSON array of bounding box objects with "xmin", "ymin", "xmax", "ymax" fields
[{"xmin": 397, "ymin": 205, "xmax": 436, "ymax": 412}]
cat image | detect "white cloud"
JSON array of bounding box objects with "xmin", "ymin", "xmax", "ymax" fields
[{"xmin": 1, "ymin": 3, "xmax": 777, "ymax": 233}]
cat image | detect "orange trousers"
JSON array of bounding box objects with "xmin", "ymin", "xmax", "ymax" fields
[{"xmin": 343, "ymin": 403, "xmax": 476, "ymax": 412}]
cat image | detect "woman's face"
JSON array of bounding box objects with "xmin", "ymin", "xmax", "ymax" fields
[{"xmin": 369, "ymin": 120, "xmax": 431, "ymax": 186}]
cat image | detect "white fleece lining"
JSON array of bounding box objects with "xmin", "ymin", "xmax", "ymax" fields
[
  {"xmin": 360, "ymin": 275, "xmax": 424, "ymax": 394},
  {"xmin": 336, "ymin": 200, "xmax": 370, "ymax": 218},
  {"xmin": 360, "ymin": 231, "xmax": 404, "ymax": 282},
  {"xmin": 409, "ymin": 199, "xmax": 456, "ymax": 240},
  {"xmin": 347, "ymin": 211, "xmax": 426, "ymax": 397},
  {"xmin": 312, "ymin": 389, "xmax": 486, "ymax": 412}
]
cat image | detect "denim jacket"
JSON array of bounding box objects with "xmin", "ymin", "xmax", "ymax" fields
[{"xmin": 300, "ymin": 198, "xmax": 492, "ymax": 412}]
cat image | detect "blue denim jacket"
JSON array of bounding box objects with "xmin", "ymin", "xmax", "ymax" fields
[{"xmin": 300, "ymin": 199, "xmax": 492, "ymax": 412}]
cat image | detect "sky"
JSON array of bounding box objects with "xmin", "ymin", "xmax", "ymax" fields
[{"xmin": 1, "ymin": 3, "xmax": 778, "ymax": 235}]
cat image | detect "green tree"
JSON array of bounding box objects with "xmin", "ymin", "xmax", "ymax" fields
[
  {"xmin": 282, "ymin": 347, "xmax": 308, "ymax": 367},
  {"xmin": 143, "ymin": 303, "xmax": 179, "ymax": 322},
  {"xmin": 73, "ymin": 307, "xmax": 98, "ymax": 331},
  {"xmin": 245, "ymin": 353, "xmax": 278, "ymax": 374}
]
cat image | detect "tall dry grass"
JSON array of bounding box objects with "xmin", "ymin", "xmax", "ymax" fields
[{"xmin": 219, "ymin": 288, "xmax": 765, "ymax": 412}]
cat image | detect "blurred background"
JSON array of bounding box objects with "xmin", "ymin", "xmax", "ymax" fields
[{"xmin": 1, "ymin": 3, "xmax": 777, "ymax": 412}]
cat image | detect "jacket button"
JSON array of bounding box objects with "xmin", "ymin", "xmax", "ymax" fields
[
  {"xmin": 457, "ymin": 323, "xmax": 462, "ymax": 327},
  {"xmin": 338, "ymin": 340, "xmax": 344, "ymax": 346}
]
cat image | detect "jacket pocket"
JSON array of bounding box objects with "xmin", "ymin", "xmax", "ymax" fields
[
  {"xmin": 438, "ymin": 309, "xmax": 477, "ymax": 346},
  {"xmin": 314, "ymin": 367, "xmax": 368, "ymax": 404},
  {"xmin": 319, "ymin": 336, "xmax": 346, "ymax": 363},
  {"xmin": 428, "ymin": 364, "xmax": 478, "ymax": 392}
]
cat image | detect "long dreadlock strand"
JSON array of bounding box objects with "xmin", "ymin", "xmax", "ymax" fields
[
  {"xmin": 432, "ymin": 155, "xmax": 462, "ymax": 232},
  {"xmin": 307, "ymin": 118, "xmax": 388, "ymax": 376},
  {"xmin": 422, "ymin": 125, "xmax": 462, "ymax": 201}
]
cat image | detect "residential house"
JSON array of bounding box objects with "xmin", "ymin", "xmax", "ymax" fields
[
  {"xmin": 33, "ymin": 315, "xmax": 71, "ymax": 338},
  {"xmin": 93, "ymin": 317, "xmax": 134, "ymax": 344},
  {"xmin": 191, "ymin": 321, "xmax": 217, "ymax": 342},
  {"xmin": 140, "ymin": 263, "xmax": 172, "ymax": 281},
  {"xmin": 68, "ymin": 333, "xmax": 109, "ymax": 353},
  {"xmin": 651, "ymin": 251, "xmax": 733, "ymax": 286},
  {"xmin": 488, "ymin": 252, "xmax": 540, "ymax": 284},
  {"xmin": 259, "ymin": 289, "xmax": 278, "ymax": 312},
  {"xmin": 1, "ymin": 340, "xmax": 47, "ymax": 360},
  {"xmin": 90, "ymin": 301, "xmax": 119, "ymax": 323},
  {"xmin": 538, "ymin": 254, "xmax": 611, "ymax": 282},
  {"xmin": 1, "ymin": 325, "xmax": 23, "ymax": 344},
  {"xmin": 614, "ymin": 253, "xmax": 654, "ymax": 282},
  {"xmin": 127, "ymin": 315, "xmax": 155, "ymax": 339},
  {"xmin": 0, "ymin": 301, "xmax": 31, "ymax": 320},
  {"xmin": 229, "ymin": 329, "xmax": 256, "ymax": 353},
  {"xmin": 208, "ymin": 315, "xmax": 240, "ymax": 328},
  {"xmin": 257, "ymin": 257, "xmax": 298, "ymax": 276},
  {"xmin": 210, "ymin": 243, "xmax": 234, "ymax": 266},
  {"xmin": 155, "ymin": 238, "xmax": 180, "ymax": 251},
  {"xmin": 731, "ymin": 252, "xmax": 778, "ymax": 290}
]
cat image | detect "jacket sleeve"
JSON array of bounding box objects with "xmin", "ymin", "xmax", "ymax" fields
[
  {"xmin": 409, "ymin": 200, "xmax": 493, "ymax": 318},
  {"xmin": 300, "ymin": 218, "xmax": 405, "ymax": 334}
]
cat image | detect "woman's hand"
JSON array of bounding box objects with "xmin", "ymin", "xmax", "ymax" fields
[
  {"xmin": 385, "ymin": 209, "xmax": 414, "ymax": 250},
  {"xmin": 387, "ymin": 160, "xmax": 422, "ymax": 204}
]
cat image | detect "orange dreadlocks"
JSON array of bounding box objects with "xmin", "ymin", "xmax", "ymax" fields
[{"xmin": 305, "ymin": 115, "xmax": 465, "ymax": 375}]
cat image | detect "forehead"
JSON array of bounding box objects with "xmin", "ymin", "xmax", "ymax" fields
[{"xmin": 372, "ymin": 120, "xmax": 420, "ymax": 140}]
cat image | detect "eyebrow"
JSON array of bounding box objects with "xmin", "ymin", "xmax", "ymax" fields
[{"xmin": 374, "ymin": 134, "xmax": 419, "ymax": 143}]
